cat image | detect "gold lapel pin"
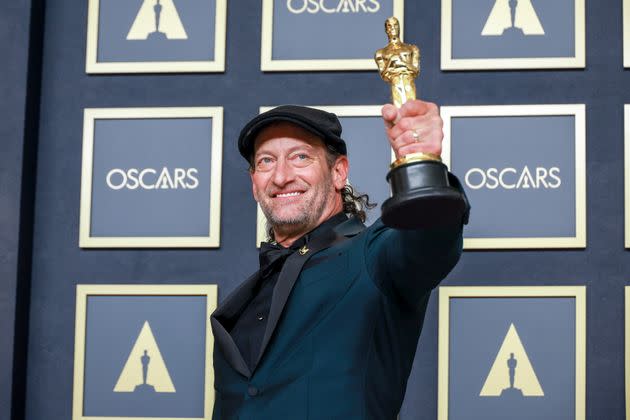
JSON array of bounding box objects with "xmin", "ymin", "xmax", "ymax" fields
[{"xmin": 298, "ymin": 245, "xmax": 309, "ymax": 255}]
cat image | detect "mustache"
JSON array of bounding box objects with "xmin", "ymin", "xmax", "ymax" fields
[{"xmin": 266, "ymin": 183, "xmax": 309, "ymax": 197}]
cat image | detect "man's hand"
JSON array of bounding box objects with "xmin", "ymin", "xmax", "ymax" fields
[{"xmin": 382, "ymin": 100, "xmax": 443, "ymax": 160}]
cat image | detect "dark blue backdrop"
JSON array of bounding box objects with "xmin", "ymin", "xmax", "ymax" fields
[{"xmin": 1, "ymin": 0, "xmax": 627, "ymax": 419}]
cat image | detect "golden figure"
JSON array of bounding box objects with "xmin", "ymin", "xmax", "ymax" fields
[{"xmin": 374, "ymin": 17, "xmax": 420, "ymax": 108}]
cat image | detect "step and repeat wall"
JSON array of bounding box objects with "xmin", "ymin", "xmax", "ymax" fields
[{"xmin": 9, "ymin": 0, "xmax": 630, "ymax": 419}]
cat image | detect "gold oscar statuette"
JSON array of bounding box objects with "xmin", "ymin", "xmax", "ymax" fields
[{"xmin": 375, "ymin": 17, "xmax": 469, "ymax": 229}]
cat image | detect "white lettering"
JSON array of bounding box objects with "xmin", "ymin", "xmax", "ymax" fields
[
  {"xmin": 367, "ymin": 0, "xmax": 380, "ymax": 12},
  {"xmin": 174, "ymin": 168, "xmax": 187, "ymax": 189},
  {"xmin": 338, "ymin": 0, "xmax": 356, "ymax": 12},
  {"xmin": 516, "ymin": 166, "xmax": 534, "ymax": 189},
  {"xmin": 548, "ymin": 167, "xmax": 561, "ymax": 188},
  {"xmin": 139, "ymin": 168, "xmax": 156, "ymax": 190},
  {"xmin": 499, "ymin": 168, "xmax": 517, "ymax": 189},
  {"xmin": 465, "ymin": 168, "xmax": 486, "ymax": 190},
  {"xmin": 536, "ymin": 167, "xmax": 548, "ymax": 189},
  {"xmin": 186, "ymin": 168, "xmax": 199, "ymax": 189},
  {"xmin": 307, "ymin": 0, "xmax": 319, "ymax": 13},
  {"xmin": 485, "ymin": 167, "xmax": 499, "ymax": 189},
  {"xmin": 355, "ymin": 0, "xmax": 367, "ymax": 12},
  {"xmin": 320, "ymin": 0, "xmax": 335, "ymax": 13},
  {"xmin": 287, "ymin": 0, "xmax": 307, "ymax": 13},
  {"xmin": 287, "ymin": 0, "xmax": 380, "ymax": 14},
  {"xmin": 156, "ymin": 167, "xmax": 175, "ymax": 189},
  {"xmin": 126, "ymin": 168, "xmax": 139, "ymax": 190},
  {"xmin": 464, "ymin": 166, "xmax": 562, "ymax": 190},
  {"xmin": 105, "ymin": 168, "xmax": 199, "ymax": 190},
  {"xmin": 106, "ymin": 169, "xmax": 127, "ymax": 190}
]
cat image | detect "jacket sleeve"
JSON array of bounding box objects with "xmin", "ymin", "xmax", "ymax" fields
[{"xmin": 364, "ymin": 216, "xmax": 463, "ymax": 310}]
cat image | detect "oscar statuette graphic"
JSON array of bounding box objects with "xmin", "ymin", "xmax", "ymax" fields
[{"xmin": 375, "ymin": 17, "xmax": 468, "ymax": 228}]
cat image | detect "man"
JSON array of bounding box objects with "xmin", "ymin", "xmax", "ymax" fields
[{"xmin": 211, "ymin": 100, "xmax": 468, "ymax": 419}]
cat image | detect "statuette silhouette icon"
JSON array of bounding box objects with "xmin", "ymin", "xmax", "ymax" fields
[
  {"xmin": 136, "ymin": 349, "xmax": 154, "ymax": 392},
  {"xmin": 482, "ymin": 0, "xmax": 545, "ymax": 36},
  {"xmin": 500, "ymin": 352, "xmax": 523, "ymax": 396},
  {"xmin": 127, "ymin": 0, "xmax": 188, "ymax": 40},
  {"xmin": 152, "ymin": 1, "xmax": 164, "ymax": 39},
  {"xmin": 114, "ymin": 321, "xmax": 176, "ymax": 393},
  {"xmin": 480, "ymin": 323, "xmax": 544, "ymax": 397}
]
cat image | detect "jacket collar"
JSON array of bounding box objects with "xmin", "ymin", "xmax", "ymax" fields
[{"xmin": 211, "ymin": 215, "xmax": 366, "ymax": 378}]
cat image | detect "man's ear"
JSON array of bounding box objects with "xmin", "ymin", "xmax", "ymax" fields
[{"xmin": 332, "ymin": 155, "xmax": 349, "ymax": 191}]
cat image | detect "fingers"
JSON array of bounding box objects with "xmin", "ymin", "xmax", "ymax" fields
[
  {"xmin": 381, "ymin": 104, "xmax": 399, "ymax": 130},
  {"xmin": 388, "ymin": 112, "xmax": 443, "ymax": 143},
  {"xmin": 392, "ymin": 127, "xmax": 442, "ymax": 159},
  {"xmin": 399, "ymin": 100, "xmax": 436, "ymax": 118},
  {"xmin": 382, "ymin": 99, "xmax": 443, "ymax": 159}
]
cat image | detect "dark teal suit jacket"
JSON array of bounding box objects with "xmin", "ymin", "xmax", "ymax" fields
[{"xmin": 211, "ymin": 217, "xmax": 463, "ymax": 419}]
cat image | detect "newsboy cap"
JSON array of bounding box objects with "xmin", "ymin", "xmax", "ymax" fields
[{"xmin": 238, "ymin": 105, "xmax": 347, "ymax": 161}]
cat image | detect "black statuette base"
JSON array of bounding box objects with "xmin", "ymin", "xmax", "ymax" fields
[{"xmin": 382, "ymin": 160, "xmax": 467, "ymax": 229}]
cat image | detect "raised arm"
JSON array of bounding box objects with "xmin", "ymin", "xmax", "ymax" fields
[
  {"xmin": 365, "ymin": 100, "xmax": 464, "ymax": 308},
  {"xmin": 365, "ymin": 215, "xmax": 463, "ymax": 309}
]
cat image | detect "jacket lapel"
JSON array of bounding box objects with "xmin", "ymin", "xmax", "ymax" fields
[
  {"xmin": 211, "ymin": 271, "xmax": 262, "ymax": 378},
  {"xmin": 254, "ymin": 217, "xmax": 366, "ymax": 368}
]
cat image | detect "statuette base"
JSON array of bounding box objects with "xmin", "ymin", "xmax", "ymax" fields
[{"xmin": 382, "ymin": 161, "xmax": 468, "ymax": 229}]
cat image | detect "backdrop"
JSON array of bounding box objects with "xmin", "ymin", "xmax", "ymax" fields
[{"xmin": 1, "ymin": 0, "xmax": 627, "ymax": 419}]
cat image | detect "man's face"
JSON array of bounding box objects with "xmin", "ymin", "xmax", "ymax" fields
[{"xmin": 250, "ymin": 122, "xmax": 347, "ymax": 234}]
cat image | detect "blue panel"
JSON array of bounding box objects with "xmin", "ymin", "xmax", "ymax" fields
[
  {"xmin": 339, "ymin": 115, "xmax": 391, "ymax": 225},
  {"xmin": 451, "ymin": 115, "xmax": 576, "ymax": 238},
  {"xmin": 448, "ymin": 297, "xmax": 575, "ymax": 420},
  {"xmin": 272, "ymin": 0, "xmax": 394, "ymax": 60},
  {"xmin": 97, "ymin": 0, "xmax": 217, "ymax": 62},
  {"xmin": 90, "ymin": 118, "xmax": 213, "ymax": 237},
  {"xmin": 452, "ymin": 0, "xmax": 575, "ymax": 59},
  {"xmin": 83, "ymin": 296, "xmax": 206, "ymax": 417}
]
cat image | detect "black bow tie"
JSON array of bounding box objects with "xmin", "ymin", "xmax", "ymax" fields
[
  {"xmin": 259, "ymin": 241, "xmax": 303, "ymax": 277},
  {"xmin": 257, "ymin": 213, "xmax": 347, "ymax": 277}
]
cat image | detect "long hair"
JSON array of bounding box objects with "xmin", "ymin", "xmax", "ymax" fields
[
  {"xmin": 339, "ymin": 183, "xmax": 376, "ymax": 223},
  {"xmin": 261, "ymin": 147, "xmax": 377, "ymax": 241},
  {"xmin": 325, "ymin": 147, "xmax": 377, "ymax": 223}
]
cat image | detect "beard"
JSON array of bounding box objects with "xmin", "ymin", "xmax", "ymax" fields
[{"xmin": 258, "ymin": 172, "xmax": 334, "ymax": 235}]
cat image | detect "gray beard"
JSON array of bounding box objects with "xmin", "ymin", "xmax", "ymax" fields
[
  {"xmin": 260, "ymin": 178, "xmax": 332, "ymax": 235},
  {"xmin": 261, "ymin": 190, "xmax": 329, "ymax": 233}
]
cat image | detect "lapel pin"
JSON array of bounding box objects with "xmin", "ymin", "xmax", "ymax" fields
[{"xmin": 298, "ymin": 245, "xmax": 309, "ymax": 255}]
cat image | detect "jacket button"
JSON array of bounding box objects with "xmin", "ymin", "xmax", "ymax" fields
[{"xmin": 247, "ymin": 386, "xmax": 258, "ymax": 396}]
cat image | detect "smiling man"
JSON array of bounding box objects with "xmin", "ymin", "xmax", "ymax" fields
[{"xmin": 211, "ymin": 102, "xmax": 468, "ymax": 419}]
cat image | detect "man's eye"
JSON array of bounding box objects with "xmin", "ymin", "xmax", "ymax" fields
[
  {"xmin": 297, "ymin": 154, "xmax": 308, "ymax": 160},
  {"xmin": 256, "ymin": 157, "xmax": 274, "ymax": 169}
]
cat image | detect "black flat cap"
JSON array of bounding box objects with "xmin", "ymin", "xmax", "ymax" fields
[{"xmin": 238, "ymin": 105, "xmax": 347, "ymax": 161}]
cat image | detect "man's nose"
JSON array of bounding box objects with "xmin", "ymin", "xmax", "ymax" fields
[{"xmin": 271, "ymin": 158, "xmax": 295, "ymax": 186}]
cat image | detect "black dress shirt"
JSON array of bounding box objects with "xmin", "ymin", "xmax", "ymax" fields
[{"xmin": 230, "ymin": 212, "xmax": 348, "ymax": 370}]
